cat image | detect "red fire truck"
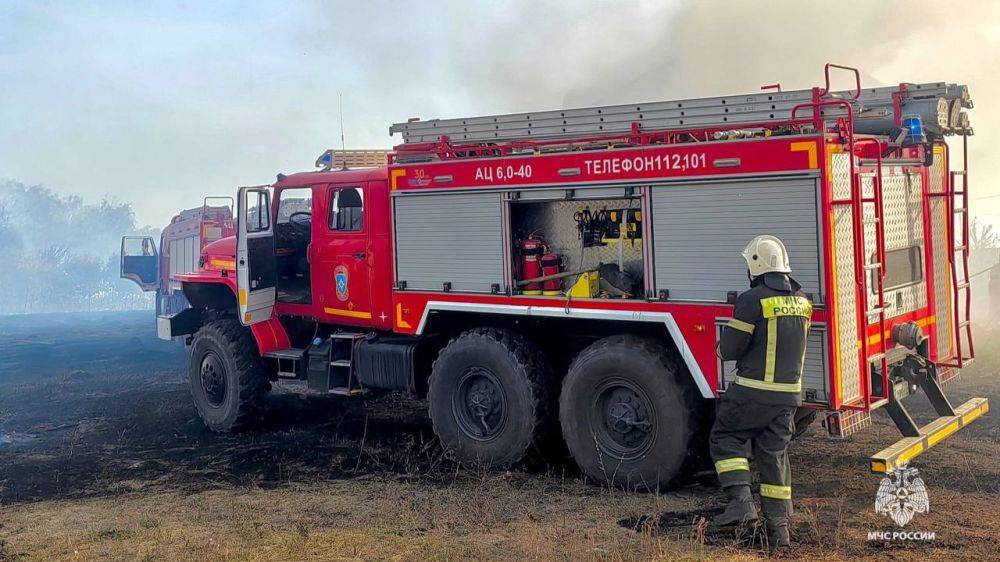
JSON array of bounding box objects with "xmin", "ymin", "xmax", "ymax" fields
[
  {"xmin": 121, "ymin": 197, "xmax": 235, "ymax": 315},
  {"xmin": 124, "ymin": 65, "xmax": 988, "ymax": 489}
]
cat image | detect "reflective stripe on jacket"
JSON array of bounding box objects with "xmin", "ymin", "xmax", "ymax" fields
[{"xmin": 718, "ymin": 272, "xmax": 812, "ymax": 406}]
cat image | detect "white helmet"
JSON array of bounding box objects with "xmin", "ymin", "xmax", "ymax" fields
[{"xmin": 742, "ymin": 235, "xmax": 792, "ymax": 277}]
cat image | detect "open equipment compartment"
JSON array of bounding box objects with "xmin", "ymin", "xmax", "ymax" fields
[{"xmin": 507, "ymin": 187, "xmax": 646, "ymax": 299}]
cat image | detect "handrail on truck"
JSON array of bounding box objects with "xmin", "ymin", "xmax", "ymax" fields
[
  {"xmin": 853, "ymin": 137, "xmax": 889, "ymax": 408},
  {"xmin": 791, "ymin": 98, "xmax": 869, "ymax": 412},
  {"xmin": 818, "ymin": 63, "xmax": 862, "ymax": 100}
]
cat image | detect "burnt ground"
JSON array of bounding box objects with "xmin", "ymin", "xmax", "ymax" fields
[{"xmin": 0, "ymin": 311, "xmax": 997, "ymax": 560}]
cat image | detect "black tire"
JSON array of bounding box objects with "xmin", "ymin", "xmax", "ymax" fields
[
  {"xmin": 559, "ymin": 335, "xmax": 698, "ymax": 491},
  {"xmin": 188, "ymin": 317, "xmax": 269, "ymax": 432},
  {"xmin": 427, "ymin": 327, "xmax": 555, "ymax": 468}
]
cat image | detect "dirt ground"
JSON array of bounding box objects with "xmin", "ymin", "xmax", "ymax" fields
[{"xmin": 0, "ymin": 311, "xmax": 996, "ymax": 561}]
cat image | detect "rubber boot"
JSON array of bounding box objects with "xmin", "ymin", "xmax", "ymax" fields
[
  {"xmin": 712, "ymin": 485, "xmax": 758, "ymax": 526},
  {"xmin": 764, "ymin": 520, "xmax": 790, "ymax": 548},
  {"xmin": 762, "ymin": 500, "xmax": 791, "ymax": 548}
]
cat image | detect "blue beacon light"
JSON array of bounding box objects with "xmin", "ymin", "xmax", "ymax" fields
[{"xmin": 902, "ymin": 115, "xmax": 926, "ymax": 145}]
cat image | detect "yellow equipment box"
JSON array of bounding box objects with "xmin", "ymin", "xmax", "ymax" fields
[{"xmin": 568, "ymin": 271, "xmax": 600, "ymax": 298}]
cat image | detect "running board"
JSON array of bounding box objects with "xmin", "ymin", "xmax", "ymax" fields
[
  {"xmin": 264, "ymin": 348, "xmax": 306, "ymax": 360},
  {"xmin": 264, "ymin": 348, "xmax": 306, "ymax": 378},
  {"xmin": 870, "ymin": 397, "xmax": 989, "ymax": 473}
]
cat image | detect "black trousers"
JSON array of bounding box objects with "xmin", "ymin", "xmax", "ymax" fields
[{"xmin": 709, "ymin": 384, "xmax": 795, "ymax": 519}]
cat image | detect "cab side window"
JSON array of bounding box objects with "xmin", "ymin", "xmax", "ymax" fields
[
  {"xmin": 329, "ymin": 187, "xmax": 364, "ymax": 232},
  {"xmin": 276, "ymin": 187, "xmax": 313, "ymax": 224},
  {"xmin": 245, "ymin": 190, "xmax": 270, "ymax": 233}
]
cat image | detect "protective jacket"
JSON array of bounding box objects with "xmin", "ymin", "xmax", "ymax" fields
[{"xmin": 718, "ymin": 272, "xmax": 812, "ymax": 406}]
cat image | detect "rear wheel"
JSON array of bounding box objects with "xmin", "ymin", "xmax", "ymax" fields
[
  {"xmin": 559, "ymin": 335, "xmax": 698, "ymax": 491},
  {"xmin": 188, "ymin": 317, "xmax": 269, "ymax": 432},
  {"xmin": 427, "ymin": 327, "xmax": 555, "ymax": 468}
]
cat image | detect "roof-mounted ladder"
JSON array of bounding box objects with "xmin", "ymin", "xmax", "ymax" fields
[{"xmin": 391, "ymin": 71, "xmax": 970, "ymax": 145}]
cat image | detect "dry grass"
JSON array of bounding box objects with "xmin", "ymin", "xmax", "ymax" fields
[
  {"xmin": 0, "ymin": 316, "xmax": 997, "ymax": 561},
  {"xmin": 1, "ymin": 476, "xmax": 745, "ymax": 561}
]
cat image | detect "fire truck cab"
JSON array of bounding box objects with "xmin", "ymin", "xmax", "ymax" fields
[
  {"xmin": 158, "ymin": 66, "xmax": 988, "ymax": 489},
  {"xmin": 235, "ymin": 168, "xmax": 394, "ymax": 331}
]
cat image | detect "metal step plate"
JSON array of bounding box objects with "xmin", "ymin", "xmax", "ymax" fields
[
  {"xmin": 330, "ymin": 332, "xmax": 366, "ymax": 340},
  {"xmin": 870, "ymin": 397, "xmax": 989, "ymax": 473},
  {"xmin": 264, "ymin": 348, "xmax": 306, "ymax": 360}
]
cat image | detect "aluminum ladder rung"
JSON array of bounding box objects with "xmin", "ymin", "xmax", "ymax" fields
[
  {"xmin": 864, "ymin": 262, "xmax": 882, "ymax": 271},
  {"xmin": 868, "ymin": 397, "xmax": 890, "ymax": 409}
]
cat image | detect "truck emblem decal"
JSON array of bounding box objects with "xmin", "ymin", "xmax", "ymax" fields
[
  {"xmin": 875, "ymin": 463, "xmax": 929, "ymax": 527},
  {"xmin": 334, "ymin": 265, "xmax": 349, "ymax": 301}
]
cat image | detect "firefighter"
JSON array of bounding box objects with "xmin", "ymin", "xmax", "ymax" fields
[{"xmin": 710, "ymin": 235, "xmax": 812, "ymax": 548}]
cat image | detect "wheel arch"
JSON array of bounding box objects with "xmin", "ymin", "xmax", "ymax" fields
[
  {"xmin": 182, "ymin": 279, "xmax": 238, "ymax": 314},
  {"xmin": 178, "ymin": 279, "xmax": 289, "ymax": 355},
  {"xmin": 414, "ymin": 302, "xmax": 714, "ymax": 399}
]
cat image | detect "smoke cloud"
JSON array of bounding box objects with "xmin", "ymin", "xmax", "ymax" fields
[
  {"xmin": 2, "ymin": 1, "xmax": 999, "ymax": 314},
  {"xmin": 3, "ymin": 1, "xmax": 998, "ymax": 228},
  {"xmin": 308, "ymin": 0, "xmax": 1000, "ymax": 219},
  {"xmin": 0, "ymin": 179, "xmax": 156, "ymax": 314}
]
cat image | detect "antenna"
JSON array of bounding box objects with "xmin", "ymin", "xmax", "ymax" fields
[{"xmin": 339, "ymin": 93, "xmax": 347, "ymax": 170}]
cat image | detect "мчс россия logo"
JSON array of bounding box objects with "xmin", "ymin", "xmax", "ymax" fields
[{"xmin": 875, "ymin": 464, "xmax": 930, "ymax": 527}]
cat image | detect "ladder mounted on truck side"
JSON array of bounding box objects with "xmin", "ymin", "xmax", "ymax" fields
[{"xmin": 946, "ymin": 136, "xmax": 976, "ymax": 369}]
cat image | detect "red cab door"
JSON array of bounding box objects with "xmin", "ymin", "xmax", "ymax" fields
[{"xmin": 312, "ymin": 184, "xmax": 375, "ymax": 327}]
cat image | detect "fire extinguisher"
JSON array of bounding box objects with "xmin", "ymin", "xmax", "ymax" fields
[
  {"xmin": 520, "ymin": 236, "xmax": 545, "ymax": 295},
  {"xmin": 541, "ymin": 253, "xmax": 562, "ymax": 296}
]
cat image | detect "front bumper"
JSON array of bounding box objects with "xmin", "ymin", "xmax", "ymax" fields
[{"xmin": 156, "ymin": 308, "xmax": 203, "ymax": 341}]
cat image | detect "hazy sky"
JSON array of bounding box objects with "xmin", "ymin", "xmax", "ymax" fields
[{"xmin": 2, "ymin": 0, "xmax": 999, "ymax": 228}]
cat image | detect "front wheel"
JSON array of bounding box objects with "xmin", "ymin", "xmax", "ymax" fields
[
  {"xmin": 559, "ymin": 335, "xmax": 699, "ymax": 491},
  {"xmin": 188, "ymin": 317, "xmax": 269, "ymax": 432}
]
